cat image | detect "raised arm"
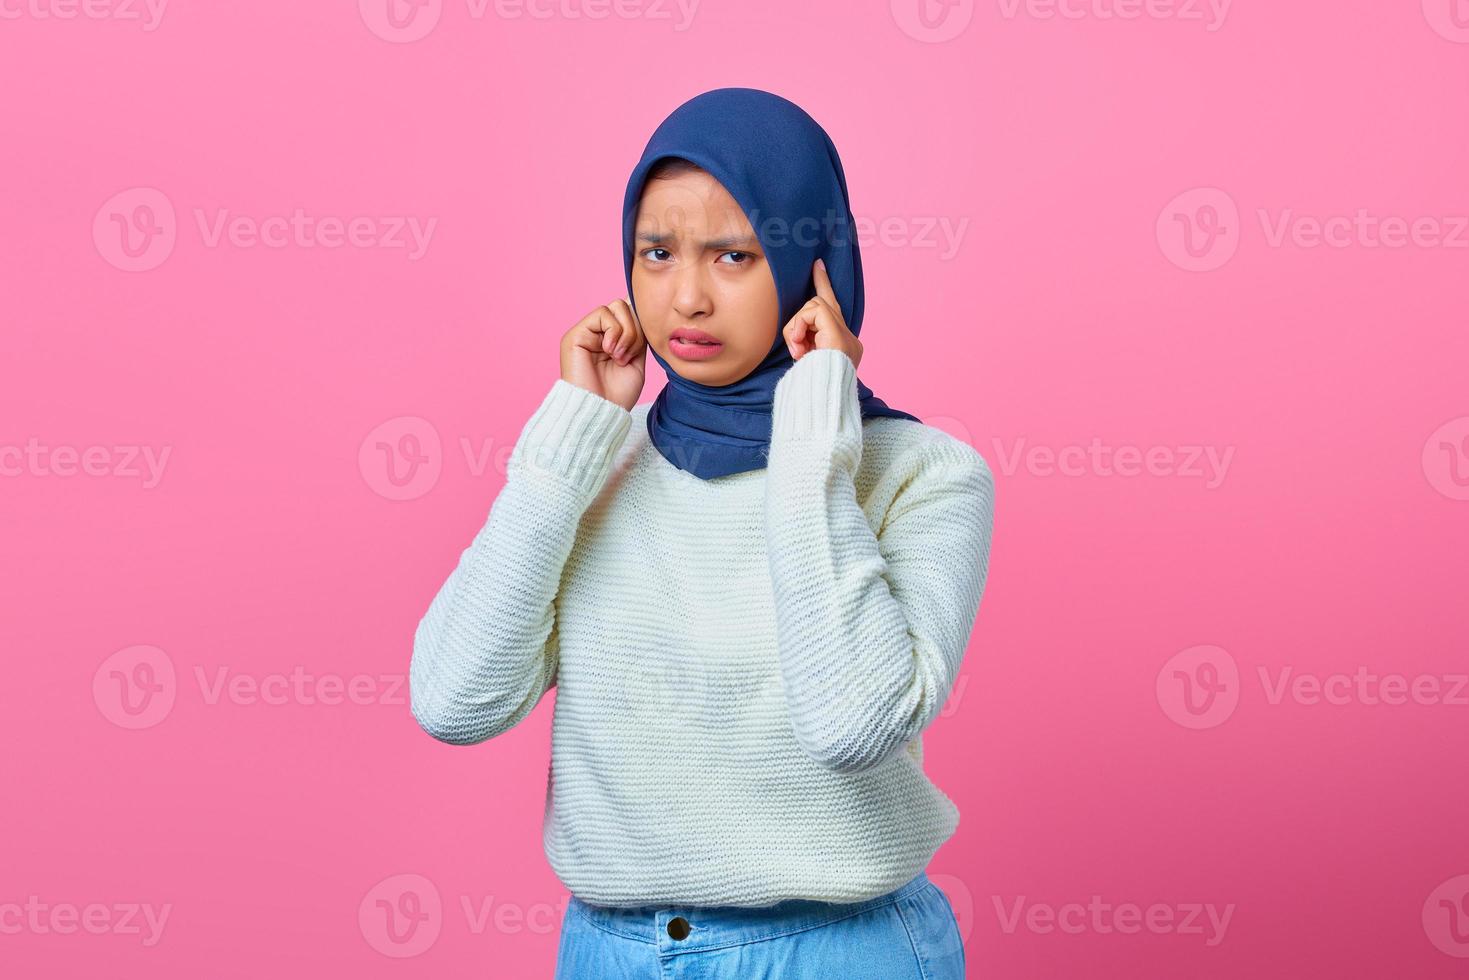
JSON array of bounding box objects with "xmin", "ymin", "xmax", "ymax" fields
[
  {"xmin": 763, "ymin": 349, "xmax": 996, "ymax": 774},
  {"xmin": 409, "ymin": 379, "xmax": 632, "ymax": 745}
]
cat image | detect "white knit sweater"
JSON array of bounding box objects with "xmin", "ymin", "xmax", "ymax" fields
[{"xmin": 409, "ymin": 348, "xmax": 995, "ymax": 908}]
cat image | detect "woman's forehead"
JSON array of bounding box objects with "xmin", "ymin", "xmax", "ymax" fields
[
  {"xmin": 638, "ymin": 171, "xmax": 740, "ymax": 210},
  {"xmin": 635, "ymin": 177, "xmax": 755, "ymax": 238}
]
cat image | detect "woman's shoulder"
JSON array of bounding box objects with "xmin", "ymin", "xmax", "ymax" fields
[
  {"xmin": 860, "ymin": 414, "xmax": 992, "ymax": 485},
  {"xmin": 857, "ymin": 416, "xmax": 995, "ymax": 537}
]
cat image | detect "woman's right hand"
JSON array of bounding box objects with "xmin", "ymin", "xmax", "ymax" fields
[{"xmin": 560, "ymin": 299, "xmax": 647, "ymax": 412}]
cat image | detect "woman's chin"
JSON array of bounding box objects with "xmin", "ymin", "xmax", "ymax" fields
[{"xmin": 672, "ymin": 362, "xmax": 743, "ymax": 387}]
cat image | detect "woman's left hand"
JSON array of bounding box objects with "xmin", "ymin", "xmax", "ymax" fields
[{"xmin": 781, "ymin": 257, "xmax": 863, "ymax": 370}]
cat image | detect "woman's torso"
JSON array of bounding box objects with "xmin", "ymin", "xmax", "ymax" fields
[{"xmin": 541, "ymin": 404, "xmax": 962, "ymax": 908}]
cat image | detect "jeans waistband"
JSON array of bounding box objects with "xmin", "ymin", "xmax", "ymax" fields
[{"xmin": 567, "ymin": 872, "xmax": 932, "ymax": 953}]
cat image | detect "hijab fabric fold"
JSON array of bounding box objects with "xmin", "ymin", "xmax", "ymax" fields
[{"xmin": 621, "ymin": 86, "xmax": 920, "ymax": 481}]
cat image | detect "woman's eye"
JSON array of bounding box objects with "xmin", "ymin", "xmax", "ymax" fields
[
  {"xmin": 718, "ymin": 251, "xmax": 751, "ymax": 266},
  {"xmin": 643, "ymin": 248, "xmax": 672, "ymax": 262}
]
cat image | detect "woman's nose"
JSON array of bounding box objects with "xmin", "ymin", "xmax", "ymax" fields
[{"xmin": 671, "ymin": 265, "xmax": 713, "ymax": 318}]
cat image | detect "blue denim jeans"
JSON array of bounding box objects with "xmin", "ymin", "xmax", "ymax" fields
[{"xmin": 554, "ymin": 871, "xmax": 965, "ymax": 979}]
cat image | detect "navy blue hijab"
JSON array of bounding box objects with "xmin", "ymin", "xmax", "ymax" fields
[{"xmin": 621, "ymin": 86, "xmax": 920, "ymax": 481}]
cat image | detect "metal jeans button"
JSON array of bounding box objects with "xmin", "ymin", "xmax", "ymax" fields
[{"xmin": 666, "ymin": 915, "xmax": 690, "ymax": 940}]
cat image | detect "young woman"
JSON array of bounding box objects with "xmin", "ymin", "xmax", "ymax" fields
[{"xmin": 409, "ymin": 86, "xmax": 995, "ymax": 978}]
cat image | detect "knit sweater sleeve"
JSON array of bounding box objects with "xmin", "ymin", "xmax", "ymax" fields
[
  {"xmin": 409, "ymin": 379, "xmax": 633, "ymax": 745},
  {"xmin": 764, "ymin": 349, "xmax": 996, "ymax": 774}
]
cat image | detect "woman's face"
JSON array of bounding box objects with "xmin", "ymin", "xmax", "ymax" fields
[{"xmin": 631, "ymin": 168, "xmax": 780, "ymax": 386}]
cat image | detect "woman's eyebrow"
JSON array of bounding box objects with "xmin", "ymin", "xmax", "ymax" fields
[
  {"xmin": 704, "ymin": 234, "xmax": 761, "ymax": 250},
  {"xmin": 636, "ymin": 230, "xmax": 761, "ymax": 250}
]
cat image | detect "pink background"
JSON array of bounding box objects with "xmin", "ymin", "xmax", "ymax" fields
[{"xmin": 3, "ymin": 1, "xmax": 1467, "ymax": 977}]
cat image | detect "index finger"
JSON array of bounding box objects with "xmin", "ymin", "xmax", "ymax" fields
[
  {"xmin": 812, "ymin": 257, "xmax": 838, "ymax": 307},
  {"xmin": 622, "ymin": 298, "xmax": 644, "ymax": 332}
]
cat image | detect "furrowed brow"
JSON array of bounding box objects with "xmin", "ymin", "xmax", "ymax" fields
[
  {"xmin": 635, "ymin": 230, "xmax": 761, "ymax": 250},
  {"xmin": 702, "ymin": 234, "xmax": 760, "ymax": 250}
]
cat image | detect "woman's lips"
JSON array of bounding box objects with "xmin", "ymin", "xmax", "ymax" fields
[{"xmin": 669, "ymin": 336, "xmax": 724, "ymax": 360}]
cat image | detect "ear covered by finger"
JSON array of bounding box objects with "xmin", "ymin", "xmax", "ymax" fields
[
  {"xmin": 812, "ymin": 256, "xmax": 838, "ymax": 306},
  {"xmin": 603, "ymin": 298, "xmax": 645, "ymax": 363},
  {"xmin": 782, "ymin": 298, "xmax": 824, "ymax": 358}
]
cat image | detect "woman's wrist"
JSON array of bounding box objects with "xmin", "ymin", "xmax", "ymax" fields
[
  {"xmin": 769, "ymin": 349, "xmax": 864, "ymax": 467},
  {"xmin": 511, "ymin": 378, "xmax": 633, "ymax": 497}
]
